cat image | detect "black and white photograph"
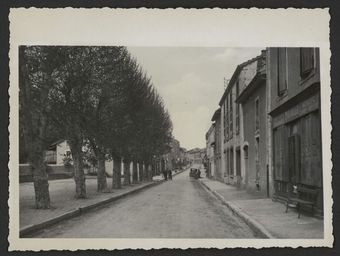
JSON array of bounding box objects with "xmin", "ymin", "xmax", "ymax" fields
[{"xmin": 8, "ymin": 8, "xmax": 332, "ymax": 250}]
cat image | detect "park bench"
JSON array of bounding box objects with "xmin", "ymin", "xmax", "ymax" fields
[{"xmin": 285, "ymin": 185, "xmax": 318, "ymax": 218}]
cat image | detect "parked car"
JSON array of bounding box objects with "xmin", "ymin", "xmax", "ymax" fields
[{"xmin": 189, "ymin": 168, "xmax": 201, "ymax": 179}]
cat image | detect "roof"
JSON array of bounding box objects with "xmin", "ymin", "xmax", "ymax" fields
[
  {"xmin": 218, "ymin": 53, "xmax": 264, "ymax": 106},
  {"xmin": 211, "ymin": 108, "xmax": 221, "ymax": 121}
]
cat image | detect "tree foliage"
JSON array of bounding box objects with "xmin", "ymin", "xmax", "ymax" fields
[{"xmin": 20, "ymin": 46, "xmax": 173, "ymax": 203}]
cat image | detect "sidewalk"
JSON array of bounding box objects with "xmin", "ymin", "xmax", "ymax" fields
[
  {"xmin": 199, "ymin": 177, "xmax": 324, "ymax": 239},
  {"xmin": 20, "ymin": 169, "xmax": 184, "ymax": 237}
]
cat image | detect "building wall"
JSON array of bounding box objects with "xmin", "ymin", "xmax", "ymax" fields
[
  {"xmin": 242, "ymin": 81, "xmax": 269, "ymax": 195},
  {"xmin": 267, "ymin": 47, "xmax": 322, "ymax": 213},
  {"xmin": 220, "ymin": 59, "xmax": 259, "ymax": 186},
  {"xmin": 269, "ymin": 48, "xmax": 320, "ymax": 112},
  {"xmin": 206, "ymin": 125, "xmax": 215, "ymax": 177},
  {"xmin": 56, "ymin": 140, "xmax": 71, "ymax": 165},
  {"xmin": 214, "ymin": 115, "xmax": 222, "ymax": 180}
]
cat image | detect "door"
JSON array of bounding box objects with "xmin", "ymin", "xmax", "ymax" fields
[{"xmin": 236, "ymin": 149, "xmax": 241, "ymax": 187}]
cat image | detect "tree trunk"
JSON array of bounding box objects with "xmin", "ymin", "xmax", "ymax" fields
[
  {"xmin": 31, "ymin": 156, "xmax": 50, "ymax": 209},
  {"xmin": 132, "ymin": 161, "xmax": 138, "ymax": 183},
  {"xmin": 20, "ymin": 47, "xmax": 52, "ymax": 208},
  {"xmin": 138, "ymin": 162, "xmax": 144, "ymax": 182},
  {"xmin": 70, "ymin": 141, "xmax": 87, "ymax": 198},
  {"xmin": 123, "ymin": 159, "xmax": 131, "ymax": 186},
  {"xmin": 144, "ymin": 162, "xmax": 149, "ymax": 181},
  {"xmin": 97, "ymin": 151, "xmax": 107, "ymax": 192},
  {"xmin": 112, "ymin": 155, "xmax": 122, "ymax": 189}
]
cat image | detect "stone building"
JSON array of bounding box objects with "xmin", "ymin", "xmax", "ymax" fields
[
  {"xmin": 219, "ymin": 53, "xmax": 268, "ymax": 189},
  {"xmin": 235, "ymin": 50, "xmax": 272, "ymax": 196},
  {"xmin": 211, "ymin": 108, "xmax": 222, "ymax": 180},
  {"xmin": 205, "ymin": 124, "xmax": 215, "ymax": 178},
  {"xmin": 267, "ymin": 47, "xmax": 322, "ymax": 215}
]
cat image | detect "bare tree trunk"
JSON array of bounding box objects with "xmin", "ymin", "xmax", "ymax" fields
[
  {"xmin": 112, "ymin": 155, "xmax": 122, "ymax": 189},
  {"xmin": 70, "ymin": 141, "xmax": 87, "ymax": 198},
  {"xmin": 132, "ymin": 161, "xmax": 138, "ymax": 183},
  {"xmin": 123, "ymin": 159, "xmax": 131, "ymax": 186},
  {"xmin": 20, "ymin": 48, "xmax": 51, "ymax": 208},
  {"xmin": 144, "ymin": 162, "xmax": 149, "ymax": 181},
  {"xmin": 31, "ymin": 155, "xmax": 50, "ymax": 209},
  {"xmin": 138, "ymin": 162, "xmax": 144, "ymax": 182},
  {"xmin": 97, "ymin": 150, "xmax": 107, "ymax": 192}
]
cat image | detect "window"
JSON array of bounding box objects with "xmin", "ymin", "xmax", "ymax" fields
[
  {"xmin": 230, "ymin": 148, "xmax": 234, "ymax": 176},
  {"xmin": 300, "ymin": 48, "xmax": 315, "ymax": 78},
  {"xmin": 229, "ymin": 93, "xmax": 233, "ymax": 138},
  {"xmin": 277, "ymin": 48, "xmax": 287, "ymax": 96},
  {"xmin": 225, "ymin": 96, "xmax": 229, "ymax": 140},
  {"xmin": 255, "ymin": 98, "xmax": 259, "ymax": 132},
  {"xmin": 236, "ymin": 81, "xmax": 240, "ymax": 134}
]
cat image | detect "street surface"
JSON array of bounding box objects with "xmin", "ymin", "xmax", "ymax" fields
[{"xmin": 31, "ymin": 169, "xmax": 258, "ymax": 238}]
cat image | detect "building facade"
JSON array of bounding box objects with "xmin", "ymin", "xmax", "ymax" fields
[
  {"xmin": 211, "ymin": 108, "xmax": 222, "ymax": 180},
  {"xmin": 219, "ymin": 53, "xmax": 267, "ymax": 190},
  {"xmin": 236, "ymin": 51, "xmax": 272, "ymax": 196},
  {"xmin": 267, "ymin": 47, "xmax": 322, "ymax": 215},
  {"xmin": 205, "ymin": 124, "xmax": 215, "ymax": 178}
]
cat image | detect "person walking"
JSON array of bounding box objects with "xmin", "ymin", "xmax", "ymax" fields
[{"xmin": 168, "ymin": 169, "xmax": 172, "ymax": 180}]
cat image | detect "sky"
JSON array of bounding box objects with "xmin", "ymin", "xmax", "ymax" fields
[{"xmin": 128, "ymin": 47, "xmax": 263, "ymax": 151}]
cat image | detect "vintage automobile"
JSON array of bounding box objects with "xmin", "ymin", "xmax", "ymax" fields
[{"xmin": 189, "ymin": 168, "xmax": 201, "ymax": 179}]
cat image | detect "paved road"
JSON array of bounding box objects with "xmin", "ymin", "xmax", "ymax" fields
[{"xmin": 31, "ymin": 170, "xmax": 258, "ymax": 238}]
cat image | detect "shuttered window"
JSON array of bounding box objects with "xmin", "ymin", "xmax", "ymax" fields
[
  {"xmin": 236, "ymin": 81, "xmax": 240, "ymax": 134},
  {"xmin": 229, "ymin": 93, "xmax": 233, "ymax": 138},
  {"xmin": 300, "ymin": 48, "xmax": 314, "ymax": 77},
  {"xmin": 230, "ymin": 148, "xmax": 234, "ymax": 175},
  {"xmin": 225, "ymin": 97, "xmax": 229, "ymax": 140},
  {"xmin": 299, "ymin": 112, "xmax": 322, "ymax": 187},
  {"xmin": 277, "ymin": 48, "xmax": 287, "ymax": 96},
  {"xmin": 288, "ymin": 134, "xmax": 301, "ymax": 184},
  {"xmin": 273, "ymin": 125, "xmax": 289, "ymax": 181}
]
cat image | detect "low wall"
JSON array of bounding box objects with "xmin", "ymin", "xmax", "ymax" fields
[{"xmin": 19, "ymin": 164, "xmax": 74, "ymax": 183}]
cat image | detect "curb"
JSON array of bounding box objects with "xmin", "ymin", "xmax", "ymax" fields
[
  {"xmin": 199, "ymin": 179, "xmax": 275, "ymax": 239},
  {"xmin": 20, "ymin": 180, "xmax": 162, "ymax": 237},
  {"xmin": 20, "ymin": 169, "xmax": 187, "ymax": 237}
]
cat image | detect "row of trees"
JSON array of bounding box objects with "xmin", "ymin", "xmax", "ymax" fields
[{"xmin": 19, "ymin": 46, "xmax": 173, "ymax": 209}]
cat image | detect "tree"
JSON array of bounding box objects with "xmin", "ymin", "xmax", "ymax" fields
[
  {"xmin": 19, "ymin": 46, "xmax": 60, "ymax": 208},
  {"xmin": 47, "ymin": 46, "xmax": 104, "ymax": 198}
]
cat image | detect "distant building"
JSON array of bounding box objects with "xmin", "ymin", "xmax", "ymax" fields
[
  {"xmin": 211, "ymin": 108, "xmax": 222, "ymax": 180},
  {"xmin": 159, "ymin": 137, "xmax": 184, "ymax": 172},
  {"xmin": 219, "ymin": 53, "xmax": 267, "ymax": 188},
  {"xmin": 45, "ymin": 139, "xmax": 71, "ymax": 165},
  {"xmin": 186, "ymin": 147, "xmax": 206, "ymax": 166},
  {"xmin": 235, "ymin": 50, "xmax": 271, "ymax": 195},
  {"xmin": 267, "ymin": 47, "xmax": 322, "ymax": 215},
  {"xmin": 205, "ymin": 124, "xmax": 215, "ymax": 178}
]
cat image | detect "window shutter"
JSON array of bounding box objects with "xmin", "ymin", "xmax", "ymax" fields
[
  {"xmin": 288, "ymin": 134, "xmax": 301, "ymax": 184},
  {"xmin": 300, "ymin": 48, "xmax": 314, "ymax": 77},
  {"xmin": 281, "ymin": 125, "xmax": 289, "ymax": 182},
  {"xmin": 277, "ymin": 48, "xmax": 287, "ymax": 96},
  {"xmin": 274, "ymin": 127, "xmax": 283, "ymax": 181}
]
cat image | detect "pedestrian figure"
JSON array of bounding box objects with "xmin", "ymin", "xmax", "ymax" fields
[
  {"xmin": 168, "ymin": 169, "xmax": 172, "ymax": 180},
  {"xmin": 163, "ymin": 169, "xmax": 168, "ymax": 180}
]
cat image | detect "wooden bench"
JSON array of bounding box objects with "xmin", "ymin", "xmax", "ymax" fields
[{"xmin": 285, "ymin": 185, "xmax": 318, "ymax": 218}]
